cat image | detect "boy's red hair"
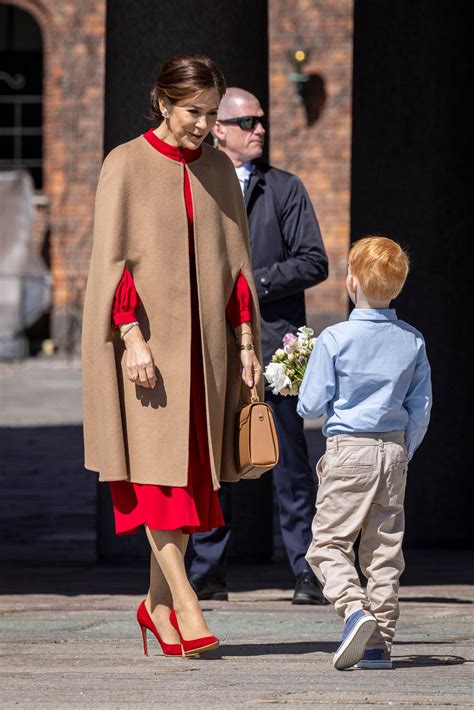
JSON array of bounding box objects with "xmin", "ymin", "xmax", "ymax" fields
[{"xmin": 349, "ymin": 236, "xmax": 410, "ymax": 301}]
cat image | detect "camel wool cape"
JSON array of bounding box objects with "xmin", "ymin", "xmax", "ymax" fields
[{"xmin": 82, "ymin": 135, "xmax": 263, "ymax": 488}]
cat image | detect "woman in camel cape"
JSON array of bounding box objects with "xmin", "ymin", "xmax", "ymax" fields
[{"xmin": 82, "ymin": 54, "xmax": 263, "ymax": 657}]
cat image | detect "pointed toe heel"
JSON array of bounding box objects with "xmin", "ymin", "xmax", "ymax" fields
[{"xmin": 169, "ymin": 609, "xmax": 220, "ymax": 657}]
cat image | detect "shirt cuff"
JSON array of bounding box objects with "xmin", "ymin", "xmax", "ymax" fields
[
  {"xmin": 112, "ymin": 310, "xmax": 138, "ymax": 327},
  {"xmin": 239, "ymin": 310, "xmax": 252, "ymax": 325},
  {"xmin": 227, "ymin": 311, "xmax": 252, "ymax": 330}
]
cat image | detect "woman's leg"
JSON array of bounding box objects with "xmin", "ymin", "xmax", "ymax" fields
[
  {"xmin": 146, "ymin": 526, "xmax": 213, "ymax": 639},
  {"xmin": 145, "ymin": 551, "xmax": 180, "ymax": 644}
]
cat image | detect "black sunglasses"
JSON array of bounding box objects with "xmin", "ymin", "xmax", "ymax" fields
[{"xmin": 217, "ymin": 115, "xmax": 267, "ymax": 131}]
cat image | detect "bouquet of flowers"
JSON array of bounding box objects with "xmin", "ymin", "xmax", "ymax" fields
[{"xmin": 264, "ymin": 326, "xmax": 316, "ymax": 396}]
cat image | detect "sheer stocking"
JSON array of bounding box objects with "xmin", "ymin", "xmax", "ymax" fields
[{"xmin": 145, "ymin": 526, "xmax": 212, "ymax": 640}]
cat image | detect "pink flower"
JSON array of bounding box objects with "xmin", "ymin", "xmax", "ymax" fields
[{"xmin": 283, "ymin": 332, "xmax": 298, "ymax": 347}]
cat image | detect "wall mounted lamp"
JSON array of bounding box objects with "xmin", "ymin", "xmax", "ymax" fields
[{"xmin": 288, "ymin": 48, "xmax": 311, "ymax": 103}]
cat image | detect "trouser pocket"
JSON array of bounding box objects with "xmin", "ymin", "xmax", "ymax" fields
[{"xmin": 315, "ymin": 454, "xmax": 325, "ymax": 486}]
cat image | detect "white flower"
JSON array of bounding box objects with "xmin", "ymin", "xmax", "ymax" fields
[
  {"xmin": 297, "ymin": 326, "xmax": 314, "ymax": 344},
  {"xmin": 266, "ymin": 325, "xmax": 317, "ymax": 398},
  {"xmin": 264, "ymin": 362, "xmax": 292, "ymax": 394}
]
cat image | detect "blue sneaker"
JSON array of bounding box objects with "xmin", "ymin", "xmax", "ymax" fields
[
  {"xmin": 354, "ymin": 648, "xmax": 392, "ymax": 669},
  {"xmin": 333, "ymin": 610, "xmax": 377, "ymax": 670}
]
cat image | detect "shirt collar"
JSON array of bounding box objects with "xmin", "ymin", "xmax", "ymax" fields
[
  {"xmin": 235, "ymin": 161, "xmax": 253, "ymax": 180},
  {"xmin": 349, "ymin": 308, "xmax": 398, "ymax": 322}
]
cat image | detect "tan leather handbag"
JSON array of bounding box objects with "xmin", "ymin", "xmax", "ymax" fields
[{"xmin": 235, "ymin": 386, "xmax": 279, "ymax": 479}]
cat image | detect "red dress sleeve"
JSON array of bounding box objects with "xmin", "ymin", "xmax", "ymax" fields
[
  {"xmin": 112, "ymin": 268, "xmax": 142, "ymax": 326},
  {"xmin": 225, "ymin": 271, "xmax": 253, "ymax": 329}
]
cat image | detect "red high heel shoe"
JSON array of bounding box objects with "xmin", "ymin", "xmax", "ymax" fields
[
  {"xmin": 137, "ymin": 601, "xmax": 182, "ymax": 657},
  {"xmin": 169, "ymin": 608, "xmax": 220, "ymax": 657}
]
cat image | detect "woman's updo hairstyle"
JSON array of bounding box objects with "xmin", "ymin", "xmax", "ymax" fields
[{"xmin": 150, "ymin": 53, "xmax": 226, "ymax": 121}]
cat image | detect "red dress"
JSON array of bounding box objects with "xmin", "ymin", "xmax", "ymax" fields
[{"xmin": 109, "ymin": 129, "xmax": 252, "ymax": 535}]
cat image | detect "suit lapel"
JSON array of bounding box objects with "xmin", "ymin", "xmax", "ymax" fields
[{"xmin": 244, "ymin": 163, "xmax": 264, "ymax": 211}]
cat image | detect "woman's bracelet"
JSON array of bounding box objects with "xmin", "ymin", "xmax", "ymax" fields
[
  {"xmin": 240, "ymin": 342, "xmax": 255, "ymax": 351},
  {"xmin": 120, "ymin": 321, "xmax": 139, "ymax": 339}
]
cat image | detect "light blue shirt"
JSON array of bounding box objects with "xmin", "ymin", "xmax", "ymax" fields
[
  {"xmin": 297, "ymin": 309, "xmax": 432, "ymax": 459},
  {"xmin": 235, "ymin": 161, "xmax": 252, "ymax": 195}
]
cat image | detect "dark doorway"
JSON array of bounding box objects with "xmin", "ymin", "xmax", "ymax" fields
[
  {"xmin": 351, "ymin": 1, "xmax": 472, "ymax": 546},
  {"xmin": 0, "ymin": 4, "xmax": 43, "ymax": 189},
  {"xmin": 104, "ymin": 0, "xmax": 269, "ymax": 158}
]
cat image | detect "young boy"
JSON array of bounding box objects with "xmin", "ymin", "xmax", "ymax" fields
[{"xmin": 297, "ymin": 236, "xmax": 432, "ymax": 670}]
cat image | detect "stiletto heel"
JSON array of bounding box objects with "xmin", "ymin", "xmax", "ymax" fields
[
  {"xmin": 140, "ymin": 625, "xmax": 148, "ymax": 656},
  {"xmin": 137, "ymin": 601, "xmax": 182, "ymax": 657},
  {"xmin": 169, "ymin": 608, "xmax": 219, "ymax": 657}
]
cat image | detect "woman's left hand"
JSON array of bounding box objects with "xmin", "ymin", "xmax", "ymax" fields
[{"xmin": 241, "ymin": 349, "xmax": 262, "ymax": 389}]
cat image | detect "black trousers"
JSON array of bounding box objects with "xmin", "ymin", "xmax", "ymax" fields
[{"xmin": 187, "ymin": 392, "xmax": 317, "ymax": 579}]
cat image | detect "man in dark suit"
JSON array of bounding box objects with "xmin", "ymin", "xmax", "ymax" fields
[{"xmin": 187, "ymin": 88, "xmax": 329, "ymax": 604}]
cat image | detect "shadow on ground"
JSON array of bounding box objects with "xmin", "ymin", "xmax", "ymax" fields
[
  {"xmin": 399, "ymin": 596, "xmax": 473, "ymax": 604},
  {"xmin": 393, "ymin": 655, "xmax": 468, "ymax": 668},
  {"xmin": 1, "ymin": 550, "xmax": 473, "ymax": 598},
  {"xmin": 205, "ymin": 641, "xmax": 338, "ymax": 658},
  {"xmin": 1, "ymin": 422, "xmax": 473, "ymax": 596}
]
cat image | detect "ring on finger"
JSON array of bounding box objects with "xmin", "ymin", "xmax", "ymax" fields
[{"xmin": 129, "ymin": 374, "xmax": 139, "ymax": 382}]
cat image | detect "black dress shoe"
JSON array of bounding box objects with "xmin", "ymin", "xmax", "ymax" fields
[
  {"xmin": 188, "ymin": 573, "xmax": 229, "ymax": 601},
  {"xmin": 292, "ymin": 571, "xmax": 329, "ymax": 605}
]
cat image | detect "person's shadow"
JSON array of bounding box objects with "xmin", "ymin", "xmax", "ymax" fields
[
  {"xmin": 199, "ymin": 641, "xmax": 337, "ymax": 659},
  {"xmin": 191, "ymin": 641, "xmax": 468, "ymax": 667},
  {"xmin": 392, "ymin": 654, "xmax": 467, "ymax": 668}
]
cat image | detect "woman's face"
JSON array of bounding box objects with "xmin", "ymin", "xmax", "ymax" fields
[{"xmin": 161, "ymin": 88, "xmax": 221, "ymax": 149}]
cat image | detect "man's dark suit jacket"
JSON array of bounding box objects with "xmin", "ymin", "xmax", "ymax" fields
[{"xmin": 245, "ymin": 161, "xmax": 328, "ymax": 365}]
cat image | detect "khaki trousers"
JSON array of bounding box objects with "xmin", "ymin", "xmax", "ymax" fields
[{"xmin": 306, "ymin": 432, "xmax": 408, "ymax": 650}]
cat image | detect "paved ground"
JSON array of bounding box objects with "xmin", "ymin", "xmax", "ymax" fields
[
  {"xmin": 0, "ymin": 356, "xmax": 83, "ymax": 427},
  {"xmin": 0, "ymin": 556, "xmax": 473, "ymax": 709},
  {"xmin": 1, "ymin": 358, "xmax": 473, "ymax": 707},
  {"xmin": 0, "ymin": 357, "xmax": 96, "ymax": 562}
]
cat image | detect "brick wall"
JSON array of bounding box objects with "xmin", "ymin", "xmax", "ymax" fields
[
  {"xmin": 4, "ymin": 0, "xmax": 351, "ymax": 348},
  {"xmin": 1, "ymin": 0, "xmax": 106, "ymax": 351},
  {"xmin": 269, "ymin": 1, "xmax": 353, "ymax": 333}
]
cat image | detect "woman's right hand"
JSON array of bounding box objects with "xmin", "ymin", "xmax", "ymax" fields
[{"xmin": 122, "ymin": 326, "xmax": 157, "ymax": 388}]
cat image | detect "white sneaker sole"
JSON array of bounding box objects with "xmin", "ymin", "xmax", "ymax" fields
[
  {"xmin": 333, "ymin": 615, "xmax": 377, "ymax": 670},
  {"xmin": 354, "ymin": 659, "xmax": 393, "ymax": 669}
]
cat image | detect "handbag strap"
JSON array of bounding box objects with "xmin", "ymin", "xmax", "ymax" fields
[{"xmin": 250, "ymin": 385, "xmax": 259, "ymax": 403}]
